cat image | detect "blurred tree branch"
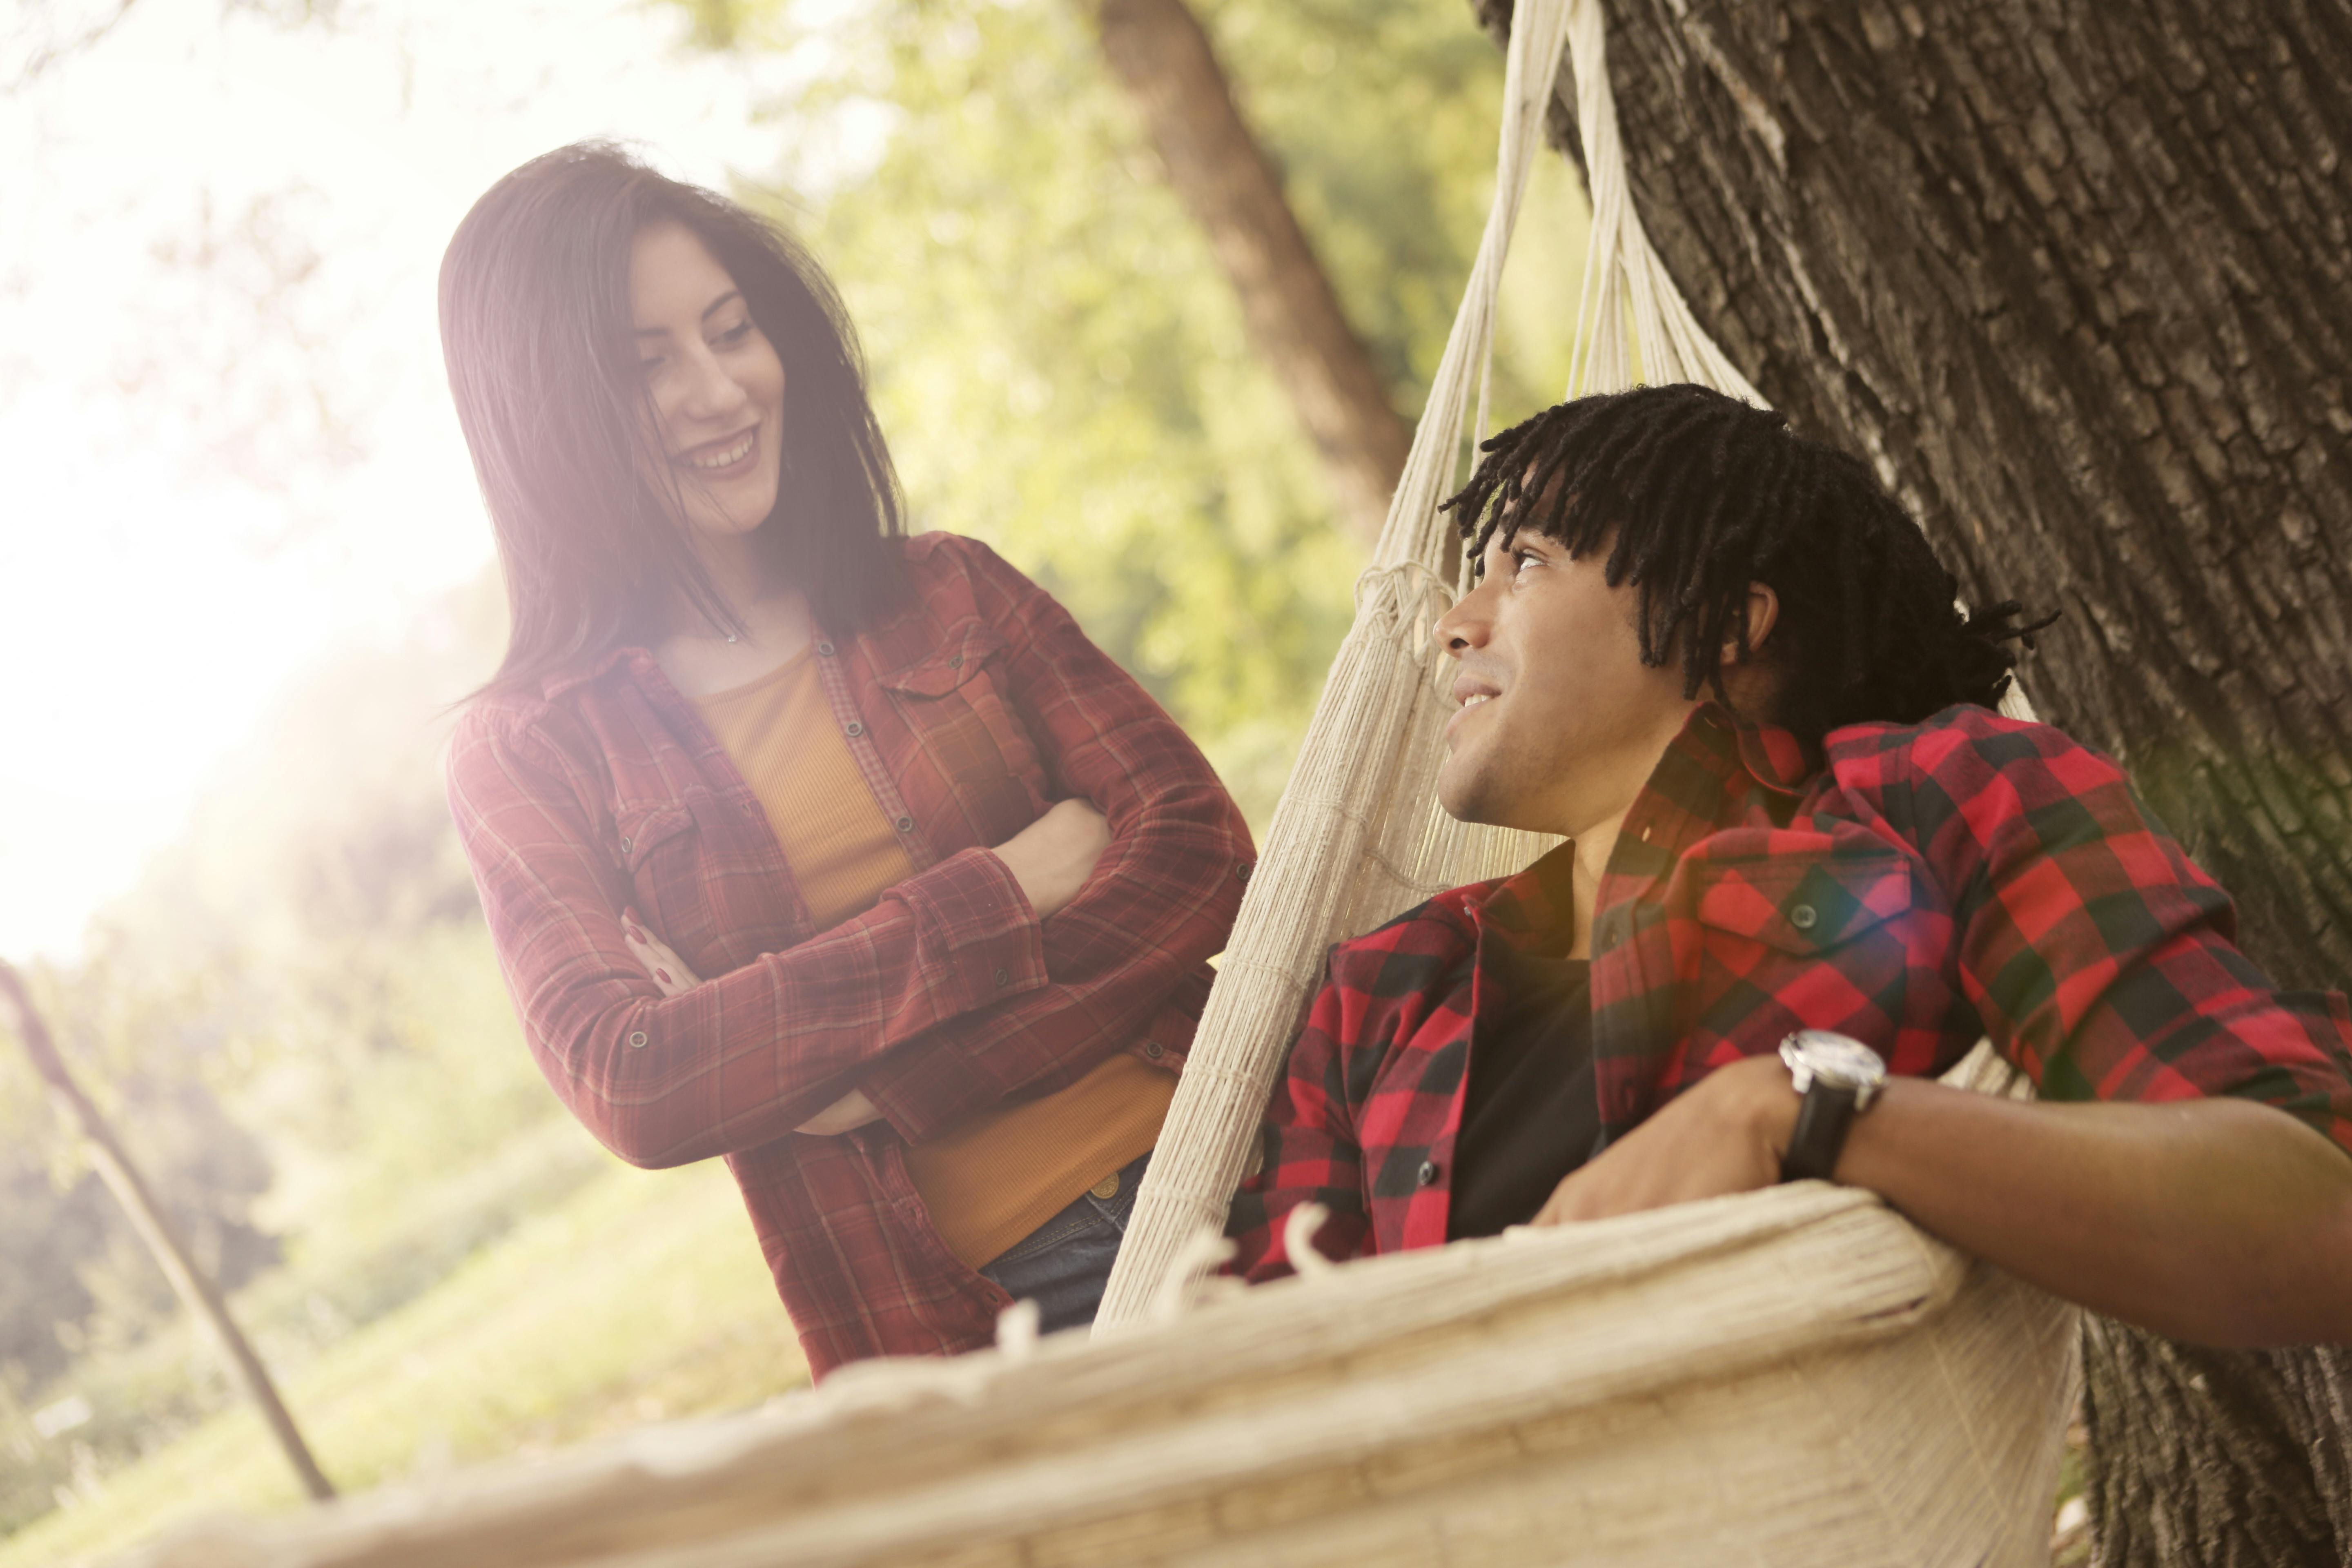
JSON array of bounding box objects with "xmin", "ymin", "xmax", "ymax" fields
[
  {"xmin": 1082, "ymin": 0, "xmax": 1411, "ymax": 548},
  {"xmin": 0, "ymin": 958, "xmax": 334, "ymax": 1504},
  {"xmin": 7, "ymin": 0, "xmax": 338, "ymax": 91},
  {"xmin": 5, "ymin": 0, "xmax": 140, "ymax": 87}
]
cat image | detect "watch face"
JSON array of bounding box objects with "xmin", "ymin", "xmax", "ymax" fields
[{"xmin": 1782, "ymin": 1029, "xmax": 1887, "ymax": 1090}]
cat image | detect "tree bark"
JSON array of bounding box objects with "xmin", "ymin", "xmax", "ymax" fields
[
  {"xmin": 1467, "ymin": 0, "xmax": 2352, "ymax": 1560},
  {"xmin": 1087, "ymin": 0, "xmax": 1414, "ymax": 548}
]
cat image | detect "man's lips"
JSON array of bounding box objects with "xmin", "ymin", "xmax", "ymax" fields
[
  {"xmin": 1444, "ymin": 672, "xmax": 1501, "ymax": 742},
  {"xmin": 1450, "ymin": 673, "xmax": 1501, "ymax": 707}
]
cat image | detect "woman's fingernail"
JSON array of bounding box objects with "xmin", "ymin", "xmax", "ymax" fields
[{"xmin": 656, "ymin": 969, "xmax": 673, "ymax": 984}]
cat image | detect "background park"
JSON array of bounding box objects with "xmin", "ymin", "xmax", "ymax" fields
[{"xmin": 3, "ymin": 1, "xmax": 2347, "ymax": 1564}]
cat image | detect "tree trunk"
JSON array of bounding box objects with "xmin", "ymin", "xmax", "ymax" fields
[
  {"xmin": 0, "ymin": 961, "xmax": 335, "ymax": 1504},
  {"xmin": 1087, "ymin": 0, "xmax": 1414, "ymax": 547},
  {"xmin": 1468, "ymin": 0, "xmax": 2352, "ymax": 1560}
]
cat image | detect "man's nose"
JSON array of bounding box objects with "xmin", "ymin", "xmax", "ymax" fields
[{"xmin": 1434, "ymin": 578, "xmax": 1493, "ymax": 655}]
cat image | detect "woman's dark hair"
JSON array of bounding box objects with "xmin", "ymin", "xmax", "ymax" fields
[
  {"xmin": 1441, "ymin": 383, "xmax": 2056, "ymax": 747},
  {"xmin": 439, "ymin": 142, "xmax": 905, "ymax": 695}
]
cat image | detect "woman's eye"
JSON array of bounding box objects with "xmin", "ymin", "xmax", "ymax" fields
[
  {"xmin": 637, "ymin": 356, "xmax": 665, "ymax": 377},
  {"xmin": 714, "ymin": 321, "xmax": 755, "ymax": 347}
]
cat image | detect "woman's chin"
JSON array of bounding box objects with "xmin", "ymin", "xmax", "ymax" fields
[{"xmin": 686, "ymin": 494, "xmax": 780, "ymax": 539}]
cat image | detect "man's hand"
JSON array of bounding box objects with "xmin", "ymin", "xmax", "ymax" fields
[
  {"xmin": 1530, "ymin": 1054, "xmax": 1797, "ymax": 1226},
  {"xmin": 991, "ymin": 797, "xmax": 1112, "ymax": 919},
  {"xmin": 1529, "ymin": 1045, "xmax": 2352, "ymax": 1345},
  {"xmin": 620, "ymin": 908, "xmax": 884, "ymax": 1137}
]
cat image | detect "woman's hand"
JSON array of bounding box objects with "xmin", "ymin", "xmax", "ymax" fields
[
  {"xmin": 795, "ymin": 1090, "xmax": 882, "ymax": 1136},
  {"xmin": 990, "ymin": 797, "xmax": 1112, "ymax": 919},
  {"xmin": 622, "ymin": 909, "xmax": 699, "ymax": 996},
  {"xmin": 621, "ymin": 909, "xmax": 884, "ymax": 1137}
]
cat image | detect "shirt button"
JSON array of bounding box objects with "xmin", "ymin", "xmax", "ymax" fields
[
  {"xmin": 947, "ymin": 653, "xmax": 964, "ymax": 669},
  {"xmin": 1143, "ymin": 1041, "xmax": 1166, "ymax": 1060},
  {"xmin": 1789, "ymin": 903, "xmax": 1819, "ymax": 930},
  {"xmin": 816, "ymin": 640, "xmax": 836, "ymax": 657},
  {"xmin": 627, "ymin": 1031, "xmax": 649, "ymax": 1049},
  {"xmin": 993, "ymin": 966, "xmax": 1011, "ymax": 987},
  {"xmin": 895, "ymin": 815, "xmax": 914, "ymax": 833},
  {"xmin": 619, "ymin": 835, "xmax": 633, "ymax": 853},
  {"xmin": 844, "ymin": 720, "xmax": 865, "ymax": 738},
  {"xmin": 1416, "ymin": 1160, "xmax": 1440, "ymax": 1187},
  {"xmin": 1236, "ymin": 862, "xmax": 1253, "ymax": 884}
]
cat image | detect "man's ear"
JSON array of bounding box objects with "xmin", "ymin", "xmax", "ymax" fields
[{"xmin": 1721, "ymin": 582, "xmax": 1781, "ymax": 665}]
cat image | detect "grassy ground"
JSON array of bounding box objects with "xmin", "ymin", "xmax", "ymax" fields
[{"xmin": 3, "ymin": 1157, "xmax": 808, "ymax": 1568}]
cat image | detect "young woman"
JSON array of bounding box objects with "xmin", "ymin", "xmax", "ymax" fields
[{"xmin": 438, "ymin": 143, "xmax": 1252, "ymax": 1379}]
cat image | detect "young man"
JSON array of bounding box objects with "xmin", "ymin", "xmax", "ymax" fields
[{"xmin": 1227, "ymin": 384, "xmax": 2352, "ymax": 1347}]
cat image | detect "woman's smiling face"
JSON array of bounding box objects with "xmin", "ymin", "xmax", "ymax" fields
[{"xmin": 627, "ymin": 220, "xmax": 786, "ymax": 541}]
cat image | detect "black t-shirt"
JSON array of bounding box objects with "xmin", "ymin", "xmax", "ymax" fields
[{"xmin": 1445, "ymin": 940, "xmax": 1605, "ymax": 1241}]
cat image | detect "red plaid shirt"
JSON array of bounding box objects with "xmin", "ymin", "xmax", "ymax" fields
[
  {"xmin": 1229, "ymin": 704, "xmax": 2352, "ymax": 1278},
  {"xmin": 448, "ymin": 533, "xmax": 1252, "ymax": 1375}
]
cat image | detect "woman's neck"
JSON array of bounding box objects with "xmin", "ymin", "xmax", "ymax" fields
[{"xmin": 650, "ymin": 535, "xmax": 815, "ymax": 699}]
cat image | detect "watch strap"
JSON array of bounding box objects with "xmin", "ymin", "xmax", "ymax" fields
[{"xmin": 1780, "ymin": 1079, "xmax": 1860, "ymax": 1183}]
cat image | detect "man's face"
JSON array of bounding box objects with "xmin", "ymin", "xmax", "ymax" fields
[{"xmin": 1433, "ymin": 527, "xmax": 1704, "ymax": 840}]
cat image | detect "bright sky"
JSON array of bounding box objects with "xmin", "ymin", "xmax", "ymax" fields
[{"xmin": 0, "ymin": 0, "xmax": 848, "ymax": 960}]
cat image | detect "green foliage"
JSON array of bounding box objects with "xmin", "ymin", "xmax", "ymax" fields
[
  {"xmin": 717, "ymin": 0, "xmax": 1580, "ymax": 821},
  {"xmin": 0, "ymin": 575, "xmax": 547, "ymax": 1532}
]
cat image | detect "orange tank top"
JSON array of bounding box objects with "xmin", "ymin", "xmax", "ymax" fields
[{"xmin": 695, "ymin": 647, "xmax": 1171, "ymax": 1268}]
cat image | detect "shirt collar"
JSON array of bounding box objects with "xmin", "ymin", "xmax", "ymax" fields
[
  {"xmin": 532, "ymin": 644, "xmax": 653, "ymax": 702},
  {"xmin": 1473, "ymin": 839, "xmax": 1580, "ymax": 955},
  {"xmin": 1598, "ymin": 702, "xmax": 1819, "ymax": 907}
]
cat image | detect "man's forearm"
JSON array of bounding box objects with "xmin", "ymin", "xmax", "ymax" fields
[{"xmin": 1835, "ymin": 1083, "xmax": 2352, "ymax": 1347}]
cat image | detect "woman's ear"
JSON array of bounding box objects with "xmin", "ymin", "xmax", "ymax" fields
[{"xmin": 1722, "ymin": 581, "xmax": 1780, "ymax": 664}]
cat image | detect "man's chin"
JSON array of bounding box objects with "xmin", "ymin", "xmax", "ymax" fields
[{"xmin": 1435, "ymin": 764, "xmax": 1509, "ymax": 830}]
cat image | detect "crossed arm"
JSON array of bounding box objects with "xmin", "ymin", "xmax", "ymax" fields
[{"xmin": 622, "ymin": 797, "xmax": 1112, "ymax": 1135}]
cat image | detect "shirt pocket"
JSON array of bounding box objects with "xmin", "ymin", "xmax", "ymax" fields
[
  {"xmin": 1693, "ymin": 852, "xmax": 1914, "ymax": 952},
  {"xmin": 612, "ymin": 802, "xmax": 708, "ymax": 948},
  {"xmin": 875, "ymin": 620, "xmax": 1044, "ymax": 847},
  {"xmin": 877, "ymin": 619, "xmax": 1009, "ymax": 699},
  {"xmin": 1683, "ymin": 846, "xmax": 1917, "ymax": 1055}
]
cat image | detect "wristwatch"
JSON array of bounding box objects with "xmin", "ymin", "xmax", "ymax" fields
[{"xmin": 1776, "ymin": 1029, "xmax": 1889, "ymax": 1184}]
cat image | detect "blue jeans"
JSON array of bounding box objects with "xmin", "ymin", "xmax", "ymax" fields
[{"xmin": 978, "ymin": 1152, "xmax": 1151, "ymax": 1335}]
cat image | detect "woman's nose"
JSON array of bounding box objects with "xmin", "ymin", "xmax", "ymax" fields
[{"xmin": 673, "ymin": 350, "xmax": 749, "ymax": 423}]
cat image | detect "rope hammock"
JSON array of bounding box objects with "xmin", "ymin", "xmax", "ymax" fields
[
  {"xmin": 116, "ymin": 4, "xmax": 2079, "ymax": 1562},
  {"xmin": 1098, "ymin": 0, "xmax": 2038, "ymax": 1330}
]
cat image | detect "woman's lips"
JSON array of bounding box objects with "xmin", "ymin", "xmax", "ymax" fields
[{"xmin": 674, "ymin": 426, "xmax": 759, "ymax": 478}]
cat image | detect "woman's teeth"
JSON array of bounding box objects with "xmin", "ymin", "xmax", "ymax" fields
[
  {"xmin": 1462, "ymin": 694, "xmax": 1492, "ymax": 708},
  {"xmin": 682, "ymin": 432, "xmax": 755, "ymax": 471}
]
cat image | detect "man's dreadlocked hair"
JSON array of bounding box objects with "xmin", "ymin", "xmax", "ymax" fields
[{"xmin": 1441, "ymin": 383, "xmax": 2055, "ymax": 748}]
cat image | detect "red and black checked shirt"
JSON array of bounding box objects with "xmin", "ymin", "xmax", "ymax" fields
[
  {"xmin": 448, "ymin": 533, "xmax": 1252, "ymax": 1376},
  {"xmin": 1228, "ymin": 702, "xmax": 2352, "ymax": 1278}
]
